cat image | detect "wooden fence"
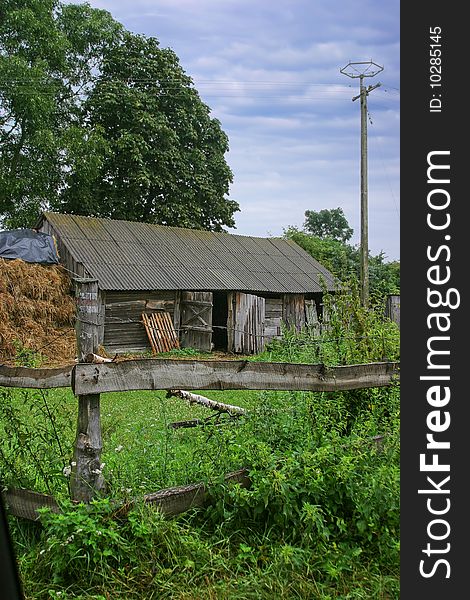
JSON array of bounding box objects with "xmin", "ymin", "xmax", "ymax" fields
[
  {"xmin": 0, "ymin": 360, "xmax": 398, "ymax": 394},
  {"xmin": 385, "ymin": 294, "xmax": 400, "ymax": 326},
  {"xmin": 0, "ymin": 279, "xmax": 400, "ymax": 520}
]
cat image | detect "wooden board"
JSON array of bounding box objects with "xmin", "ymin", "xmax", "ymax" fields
[
  {"xmin": 0, "ymin": 364, "xmax": 73, "ymax": 388},
  {"xmin": 227, "ymin": 292, "xmax": 265, "ymax": 354},
  {"xmin": 142, "ymin": 312, "xmax": 180, "ymax": 354},
  {"xmin": 73, "ymin": 359, "xmax": 400, "ymax": 395},
  {"xmin": 179, "ymin": 291, "xmax": 213, "ymax": 351},
  {"xmin": 2, "ymin": 488, "xmax": 60, "ymax": 521}
]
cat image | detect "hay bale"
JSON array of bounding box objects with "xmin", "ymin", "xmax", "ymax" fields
[{"xmin": 0, "ymin": 258, "xmax": 77, "ymax": 366}]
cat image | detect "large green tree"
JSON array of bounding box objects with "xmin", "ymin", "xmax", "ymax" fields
[
  {"xmin": 55, "ymin": 32, "xmax": 237, "ymax": 230},
  {"xmin": 0, "ymin": 1, "xmax": 238, "ymax": 231},
  {"xmin": 0, "ymin": 0, "xmax": 122, "ymax": 228}
]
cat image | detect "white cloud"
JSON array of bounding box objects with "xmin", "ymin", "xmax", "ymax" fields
[{"xmin": 69, "ymin": 0, "xmax": 400, "ymax": 260}]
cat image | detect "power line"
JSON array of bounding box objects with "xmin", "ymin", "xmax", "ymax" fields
[{"xmin": 367, "ymin": 109, "xmax": 400, "ymax": 221}]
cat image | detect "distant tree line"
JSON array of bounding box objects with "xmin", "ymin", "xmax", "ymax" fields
[{"xmin": 284, "ymin": 207, "xmax": 400, "ymax": 296}]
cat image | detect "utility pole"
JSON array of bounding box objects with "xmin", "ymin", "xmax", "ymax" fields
[{"xmin": 340, "ymin": 60, "xmax": 383, "ymax": 307}]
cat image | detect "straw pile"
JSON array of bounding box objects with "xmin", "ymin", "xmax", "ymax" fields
[{"xmin": 0, "ymin": 258, "xmax": 76, "ymax": 366}]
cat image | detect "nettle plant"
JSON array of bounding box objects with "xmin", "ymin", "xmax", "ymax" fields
[
  {"xmin": 0, "ymin": 340, "xmax": 75, "ymax": 495},
  {"xmin": 319, "ymin": 279, "xmax": 400, "ymax": 365},
  {"xmin": 204, "ymin": 284, "xmax": 400, "ymax": 568},
  {"xmin": 0, "ymin": 387, "xmax": 74, "ymax": 496},
  {"xmin": 36, "ymin": 498, "xmax": 127, "ymax": 585}
]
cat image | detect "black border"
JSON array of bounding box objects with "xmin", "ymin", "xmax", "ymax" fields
[
  {"xmin": 401, "ymin": 4, "xmax": 467, "ymax": 597},
  {"xmin": 0, "ymin": 491, "xmax": 24, "ymax": 599}
]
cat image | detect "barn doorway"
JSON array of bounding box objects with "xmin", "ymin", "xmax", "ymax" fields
[
  {"xmin": 179, "ymin": 291, "xmax": 213, "ymax": 352},
  {"xmin": 212, "ymin": 291, "xmax": 228, "ymax": 350}
]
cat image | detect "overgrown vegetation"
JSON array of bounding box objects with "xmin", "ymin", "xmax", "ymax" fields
[
  {"xmin": 284, "ymin": 207, "xmax": 400, "ymax": 296},
  {"xmin": 1, "ymin": 286, "xmax": 400, "ymax": 599}
]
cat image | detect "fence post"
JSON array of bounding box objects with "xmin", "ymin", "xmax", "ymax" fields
[
  {"xmin": 385, "ymin": 294, "xmax": 400, "ymax": 326},
  {"xmin": 70, "ymin": 278, "xmax": 106, "ymax": 502}
]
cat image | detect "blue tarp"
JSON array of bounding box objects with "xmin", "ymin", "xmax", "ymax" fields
[{"xmin": 0, "ymin": 229, "xmax": 59, "ymax": 264}]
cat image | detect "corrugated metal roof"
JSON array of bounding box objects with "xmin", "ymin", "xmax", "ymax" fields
[{"xmin": 40, "ymin": 212, "xmax": 336, "ymax": 293}]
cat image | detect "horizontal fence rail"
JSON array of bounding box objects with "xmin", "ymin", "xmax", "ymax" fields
[
  {"xmin": 0, "ymin": 364, "xmax": 73, "ymax": 389},
  {"xmin": 72, "ymin": 359, "xmax": 399, "ymax": 395},
  {"xmin": 2, "ymin": 488, "xmax": 61, "ymax": 521},
  {"xmin": 0, "ymin": 360, "xmax": 400, "ymax": 394},
  {"xmin": 2, "ymin": 469, "xmax": 251, "ymax": 521}
]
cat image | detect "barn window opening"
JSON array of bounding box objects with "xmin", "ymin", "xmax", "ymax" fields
[{"xmin": 212, "ymin": 291, "xmax": 228, "ymax": 350}]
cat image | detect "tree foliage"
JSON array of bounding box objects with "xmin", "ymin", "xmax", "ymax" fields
[
  {"xmin": 0, "ymin": 1, "xmax": 123, "ymax": 227},
  {"xmin": 55, "ymin": 32, "xmax": 237, "ymax": 230},
  {"xmin": 285, "ymin": 226, "xmax": 400, "ymax": 296},
  {"xmin": 0, "ymin": 1, "xmax": 238, "ymax": 230},
  {"xmin": 0, "ymin": 0, "xmax": 63, "ymax": 227},
  {"xmin": 304, "ymin": 207, "xmax": 353, "ymax": 242}
]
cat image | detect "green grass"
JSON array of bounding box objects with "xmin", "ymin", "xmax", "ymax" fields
[
  {"xmin": 2, "ymin": 381, "xmax": 400, "ymax": 599},
  {"xmin": 1, "ymin": 289, "xmax": 400, "ymax": 599}
]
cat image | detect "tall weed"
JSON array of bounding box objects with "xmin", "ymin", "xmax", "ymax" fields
[{"xmin": 6, "ymin": 284, "xmax": 400, "ymax": 599}]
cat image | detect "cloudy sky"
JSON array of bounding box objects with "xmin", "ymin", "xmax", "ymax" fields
[{"xmin": 81, "ymin": 0, "xmax": 400, "ymax": 261}]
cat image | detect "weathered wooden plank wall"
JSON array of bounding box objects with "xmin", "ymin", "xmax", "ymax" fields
[
  {"xmin": 103, "ymin": 291, "xmax": 176, "ymax": 353},
  {"xmin": 228, "ymin": 292, "xmax": 265, "ymax": 354},
  {"xmin": 265, "ymin": 297, "xmax": 282, "ymax": 343},
  {"xmin": 265, "ymin": 296, "xmax": 322, "ymax": 341},
  {"xmin": 283, "ymin": 294, "xmax": 306, "ymax": 331}
]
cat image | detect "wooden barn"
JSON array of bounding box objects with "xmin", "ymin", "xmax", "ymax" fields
[{"xmin": 37, "ymin": 212, "xmax": 337, "ymax": 355}]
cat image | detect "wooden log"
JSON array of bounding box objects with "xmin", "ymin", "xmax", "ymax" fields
[
  {"xmin": 120, "ymin": 468, "xmax": 251, "ymax": 517},
  {"xmin": 71, "ymin": 279, "xmax": 106, "ymax": 503},
  {"xmin": 73, "ymin": 359, "xmax": 400, "ymax": 395},
  {"xmin": 167, "ymin": 389, "xmax": 246, "ymax": 415},
  {"xmin": 168, "ymin": 419, "xmax": 204, "ymax": 429},
  {"xmin": 85, "ymin": 353, "xmax": 114, "ymax": 364},
  {"xmin": 0, "ymin": 364, "xmax": 73, "ymax": 389},
  {"xmin": 2, "ymin": 488, "xmax": 60, "ymax": 521}
]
